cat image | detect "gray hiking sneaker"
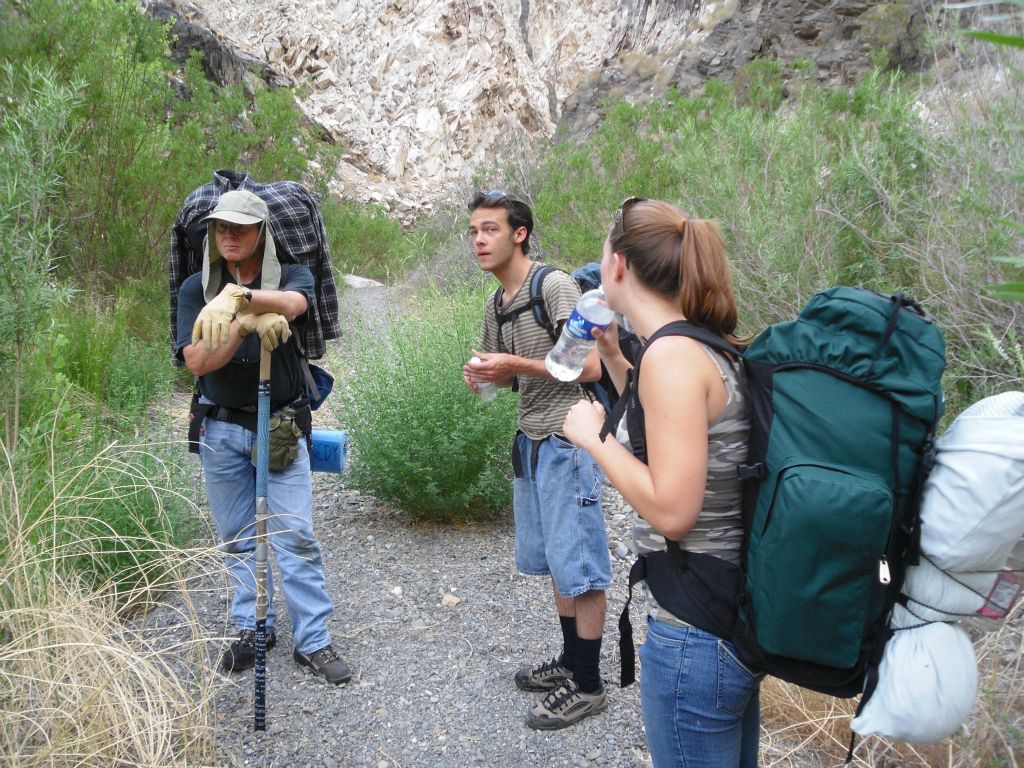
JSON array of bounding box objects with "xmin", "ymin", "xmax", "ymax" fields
[
  {"xmin": 219, "ymin": 629, "xmax": 277, "ymax": 672},
  {"xmin": 514, "ymin": 656, "xmax": 572, "ymax": 692},
  {"xmin": 526, "ymin": 679, "xmax": 607, "ymax": 730},
  {"xmin": 293, "ymin": 645, "xmax": 352, "ymax": 685}
]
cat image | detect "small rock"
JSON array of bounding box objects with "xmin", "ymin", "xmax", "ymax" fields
[{"xmin": 343, "ymin": 274, "xmax": 385, "ymax": 288}]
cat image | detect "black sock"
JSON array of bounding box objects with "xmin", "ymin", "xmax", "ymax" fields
[
  {"xmin": 558, "ymin": 615, "xmax": 578, "ymax": 672},
  {"xmin": 573, "ymin": 637, "xmax": 602, "ymax": 693}
]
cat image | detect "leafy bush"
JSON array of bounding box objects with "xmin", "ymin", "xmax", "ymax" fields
[
  {"xmin": 0, "ymin": 62, "xmax": 77, "ymax": 452},
  {"xmin": 321, "ymin": 197, "xmax": 413, "ymax": 282},
  {"xmin": 523, "ymin": 61, "xmax": 1021, "ymax": 419},
  {"xmin": 53, "ymin": 298, "xmax": 171, "ymax": 416},
  {"xmin": 334, "ymin": 281, "xmax": 517, "ymax": 521}
]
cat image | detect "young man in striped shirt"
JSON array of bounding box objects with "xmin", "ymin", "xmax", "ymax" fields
[{"xmin": 462, "ymin": 190, "xmax": 612, "ymax": 729}]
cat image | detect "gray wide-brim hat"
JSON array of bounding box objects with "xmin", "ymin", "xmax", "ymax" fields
[{"xmin": 200, "ymin": 189, "xmax": 281, "ymax": 301}]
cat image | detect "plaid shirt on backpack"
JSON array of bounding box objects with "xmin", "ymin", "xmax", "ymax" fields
[{"xmin": 168, "ymin": 169, "xmax": 341, "ymax": 364}]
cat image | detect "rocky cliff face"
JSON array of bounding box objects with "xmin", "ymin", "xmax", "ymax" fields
[{"xmin": 146, "ymin": 0, "xmax": 931, "ymax": 215}]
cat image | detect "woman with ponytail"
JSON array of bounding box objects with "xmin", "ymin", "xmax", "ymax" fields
[{"xmin": 563, "ymin": 198, "xmax": 760, "ymax": 767}]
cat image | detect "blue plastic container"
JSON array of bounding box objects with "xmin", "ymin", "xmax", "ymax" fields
[{"xmin": 309, "ymin": 429, "xmax": 348, "ymax": 474}]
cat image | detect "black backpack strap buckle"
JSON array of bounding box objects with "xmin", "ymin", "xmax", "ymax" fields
[{"xmin": 737, "ymin": 462, "xmax": 765, "ymax": 480}]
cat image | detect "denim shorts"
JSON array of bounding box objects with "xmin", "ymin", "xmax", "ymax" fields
[
  {"xmin": 512, "ymin": 432, "xmax": 611, "ymax": 598},
  {"xmin": 639, "ymin": 616, "xmax": 762, "ymax": 768}
]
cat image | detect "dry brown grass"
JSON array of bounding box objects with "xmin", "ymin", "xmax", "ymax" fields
[{"xmin": 0, "ymin": 438, "xmax": 225, "ymax": 767}]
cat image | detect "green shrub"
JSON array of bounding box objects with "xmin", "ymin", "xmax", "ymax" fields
[
  {"xmin": 322, "ymin": 197, "xmax": 413, "ymax": 281},
  {"xmin": 518, "ymin": 63, "xmax": 1021, "ymax": 418},
  {"xmin": 53, "ymin": 298, "xmax": 172, "ymax": 416},
  {"xmin": 334, "ymin": 281, "xmax": 517, "ymax": 521},
  {"xmin": 0, "ymin": 61, "xmax": 77, "ymax": 452}
]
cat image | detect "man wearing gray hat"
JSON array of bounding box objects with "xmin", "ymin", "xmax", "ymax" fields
[{"xmin": 176, "ymin": 190, "xmax": 351, "ymax": 685}]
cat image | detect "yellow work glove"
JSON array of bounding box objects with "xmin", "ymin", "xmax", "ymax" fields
[
  {"xmin": 192, "ymin": 283, "xmax": 250, "ymax": 352},
  {"xmin": 237, "ymin": 311, "xmax": 292, "ymax": 352}
]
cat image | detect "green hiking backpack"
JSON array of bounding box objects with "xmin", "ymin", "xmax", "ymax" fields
[{"xmin": 615, "ymin": 287, "xmax": 946, "ymax": 707}]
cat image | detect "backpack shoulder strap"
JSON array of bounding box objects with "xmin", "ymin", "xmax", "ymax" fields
[
  {"xmin": 528, "ymin": 265, "xmax": 557, "ymax": 342},
  {"xmin": 642, "ymin": 320, "xmax": 743, "ymax": 361},
  {"xmin": 493, "ymin": 265, "xmax": 558, "ymax": 341},
  {"xmin": 600, "ymin": 321, "xmax": 743, "ymax": 442},
  {"xmin": 286, "ymin": 323, "xmax": 322, "ymax": 402}
]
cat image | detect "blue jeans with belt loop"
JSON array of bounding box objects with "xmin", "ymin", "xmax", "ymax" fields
[
  {"xmin": 639, "ymin": 616, "xmax": 762, "ymax": 768},
  {"xmin": 200, "ymin": 417, "xmax": 333, "ymax": 655}
]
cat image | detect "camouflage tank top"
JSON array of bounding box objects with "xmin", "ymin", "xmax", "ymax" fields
[{"xmin": 618, "ymin": 342, "xmax": 749, "ymax": 628}]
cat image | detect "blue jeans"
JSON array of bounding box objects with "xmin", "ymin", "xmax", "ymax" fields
[
  {"xmin": 640, "ymin": 617, "xmax": 762, "ymax": 768},
  {"xmin": 200, "ymin": 417, "xmax": 333, "ymax": 654},
  {"xmin": 513, "ymin": 432, "xmax": 611, "ymax": 597}
]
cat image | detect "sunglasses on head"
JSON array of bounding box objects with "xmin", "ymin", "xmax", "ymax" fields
[
  {"xmin": 480, "ymin": 189, "xmax": 510, "ymax": 206},
  {"xmin": 612, "ymin": 197, "xmax": 646, "ymax": 239}
]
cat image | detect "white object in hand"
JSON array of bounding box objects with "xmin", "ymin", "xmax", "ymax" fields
[{"xmin": 470, "ymin": 356, "xmax": 497, "ymax": 401}]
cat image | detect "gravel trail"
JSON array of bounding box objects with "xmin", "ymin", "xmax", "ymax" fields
[{"xmin": 145, "ymin": 471, "xmax": 650, "ymax": 767}]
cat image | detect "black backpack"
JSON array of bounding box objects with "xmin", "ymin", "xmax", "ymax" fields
[
  {"xmin": 493, "ymin": 263, "xmax": 640, "ymax": 410},
  {"xmin": 613, "ymin": 288, "xmax": 946, "ymax": 724}
]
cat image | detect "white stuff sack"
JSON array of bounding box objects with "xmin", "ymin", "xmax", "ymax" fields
[
  {"xmin": 852, "ymin": 622, "xmax": 977, "ymax": 743},
  {"xmin": 918, "ymin": 391, "xmax": 1024, "ymax": 573},
  {"xmin": 894, "ymin": 557, "xmax": 990, "ymax": 627}
]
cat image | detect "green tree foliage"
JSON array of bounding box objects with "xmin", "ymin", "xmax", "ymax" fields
[{"xmin": 0, "ymin": 62, "xmax": 77, "ymax": 451}]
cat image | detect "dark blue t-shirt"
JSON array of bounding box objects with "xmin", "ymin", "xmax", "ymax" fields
[{"xmin": 176, "ymin": 263, "xmax": 314, "ymax": 410}]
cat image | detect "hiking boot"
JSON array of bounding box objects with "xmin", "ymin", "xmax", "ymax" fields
[
  {"xmin": 219, "ymin": 629, "xmax": 277, "ymax": 672},
  {"xmin": 514, "ymin": 656, "xmax": 572, "ymax": 692},
  {"xmin": 526, "ymin": 679, "xmax": 607, "ymax": 730},
  {"xmin": 293, "ymin": 645, "xmax": 352, "ymax": 685}
]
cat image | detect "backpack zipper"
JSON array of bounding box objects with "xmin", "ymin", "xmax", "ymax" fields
[{"xmin": 878, "ymin": 556, "xmax": 891, "ymax": 585}]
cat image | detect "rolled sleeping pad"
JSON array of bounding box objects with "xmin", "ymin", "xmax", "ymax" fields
[{"xmin": 310, "ymin": 429, "xmax": 348, "ymax": 474}]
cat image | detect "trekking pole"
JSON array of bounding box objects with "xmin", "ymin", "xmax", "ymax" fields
[{"xmin": 253, "ymin": 330, "xmax": 271, "ymax": 731}]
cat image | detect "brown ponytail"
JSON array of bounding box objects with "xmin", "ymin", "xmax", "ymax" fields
[{"xmin": 609, "ymin": 200, "xmax": 743, "ymax": 344}]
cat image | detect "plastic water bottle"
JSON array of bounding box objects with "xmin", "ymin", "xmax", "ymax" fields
[
  {"xmin": 470, "ymin": 356, "xmax": 498, "ymax": 402},
  {"xmin": 545, "ymin": 288, "xmax": 614, "ymax": 382}
]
